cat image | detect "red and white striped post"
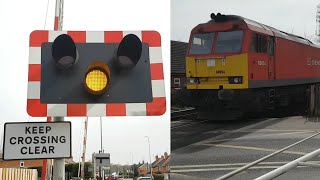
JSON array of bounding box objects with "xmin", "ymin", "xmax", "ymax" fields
[
  {"xmin": 54, "ymin": 0, "xmax": 63, "ymax": 31},
  {"xmin": 53, "ymin": 0, "xmax": 65, "ymax": 179}
]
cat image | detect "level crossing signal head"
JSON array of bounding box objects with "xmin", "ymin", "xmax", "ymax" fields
[{"xmin": 27, "ymin": 30, "xmax": 166, "ymax": 117}]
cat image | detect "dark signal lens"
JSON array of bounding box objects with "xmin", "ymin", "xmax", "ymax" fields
[
  {"xmin": 52, "ymin": 34, "xmax": 78, "ymax": 70},
  {"xmin": 114, "ymin": 34, "xmax": 142, "ymax": 70}
]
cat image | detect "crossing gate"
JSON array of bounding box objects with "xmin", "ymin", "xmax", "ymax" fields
[{"xmin": 0, "ymin": 168, "xmax": 38, "ymax": 180}]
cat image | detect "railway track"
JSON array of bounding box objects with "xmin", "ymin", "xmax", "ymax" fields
[
  {"xmin": 171, "ymin": 108, "xmax": 197, "ymax": 120},
  {"xmin": 171, "ymin": 114, "xmax": 271, "ymax": 150}
]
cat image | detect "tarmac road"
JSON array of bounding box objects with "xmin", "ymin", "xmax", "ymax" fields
[{"xmin": 171, "ymin": 116, "xmax": 320, "ymax": 179}]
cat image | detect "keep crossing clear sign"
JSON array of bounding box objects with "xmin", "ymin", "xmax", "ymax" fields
[{"xmin": 3, "ymin": 122, "xmax": 71, "ymax": 160}]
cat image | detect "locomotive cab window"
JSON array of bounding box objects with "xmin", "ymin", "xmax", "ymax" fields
[
  {"xmin": 251, "ymin": 33, "xmax": 268, "ymax": 53},
  {"xmin": 215, "ymin": 30, "xmax": 244, "ymax": 53},
  {"xmin": 189, "ymin": 33, "xmax": 214, "ymax": 55}
]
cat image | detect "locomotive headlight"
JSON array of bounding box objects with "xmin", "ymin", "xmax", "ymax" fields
[
  {"xmin": 234, "ymin": 77, "xmax": 239, "ymax": 83},
  {"xmin": 187, "ymin": 78, "xmax": 199, "ymax": 84},
  {"xmin": 229, "ymin": 77, "xmax": 243, "ymax": 84}
]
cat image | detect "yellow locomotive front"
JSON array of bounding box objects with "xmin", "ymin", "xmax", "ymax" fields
[{"xmin": 186, "ymin": 14, "xmax": 250, "ymax": 91}]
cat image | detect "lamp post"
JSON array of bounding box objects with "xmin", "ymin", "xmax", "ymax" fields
[
  {"xmin": 131, "ymin": 152, "xmax": 134, "ymax": 178},
  {"xmin": 144, "ymin": 136, "xmax": 153, "ymax": 179}
]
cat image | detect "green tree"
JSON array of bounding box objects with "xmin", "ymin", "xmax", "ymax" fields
[{"xmin": 65, "ymin": 162, "xmax": 93, "ymax": 179}]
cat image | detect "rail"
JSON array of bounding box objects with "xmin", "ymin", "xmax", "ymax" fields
[
  {"xmin": 171, "ymin": 108, "xmax": 197, "ymax": 119},
  {"xmin": 215, "ymin": 131, "xmax": 320, "ymax": 180}
]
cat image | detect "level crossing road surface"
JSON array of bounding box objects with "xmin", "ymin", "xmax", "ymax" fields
[{"xmin": 170, "ymin": 116, "xmax": 320, "ymax": 179}]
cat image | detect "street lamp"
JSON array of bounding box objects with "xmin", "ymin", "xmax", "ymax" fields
[
  {"xmin": 130, "ymin": 152, "xmax": 134, "ymax": 178},
  {"xmin": 144, "ymin": 136, "xmax": 153, "ymax": 179}
]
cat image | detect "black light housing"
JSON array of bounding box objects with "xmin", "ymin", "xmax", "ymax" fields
[
  {"xmin": 52, "ymin": 34, "xmax": 78, "ymax": 70},
  {"xmin": 228, "ymin": 76, "xmax": 243, "ymax": 84},
  {"xmin": 210, "ymin": 13, "xmax": 216, "ymax": 20},
  {"xmin": 113, "ymin": 34, "xmax": 142, "ymax": 70},
  {"xmin": 210, "ymin": 13, "xmax": 243, "ymax": 23}
]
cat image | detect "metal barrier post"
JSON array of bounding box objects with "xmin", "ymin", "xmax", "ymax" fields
[
  {"xmin": 215, "ymin": 132, "xmax": 320, "ymax": 180},
  {"xmin": 255, "ymin": 148, "xmax": 320, "ymax": 180}
]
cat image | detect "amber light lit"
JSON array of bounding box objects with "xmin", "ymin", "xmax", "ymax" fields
[{"xmin": 84, "ymin": 62, "xmax": 111, "ymax": 95}]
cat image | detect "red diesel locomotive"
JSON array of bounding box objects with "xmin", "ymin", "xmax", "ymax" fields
[{"xmin": 185, "ymin": 13, "xmax": 320, "ymax": 118}]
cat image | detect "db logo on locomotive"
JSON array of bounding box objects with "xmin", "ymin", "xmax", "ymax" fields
[{"xmin": 307, "ymin": 58, "xmax": 320, "ymax": 66}]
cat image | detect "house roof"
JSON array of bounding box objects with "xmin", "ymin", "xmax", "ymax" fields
[
  {"xmin": 152, "ymin": 157, "xmax": 164, "ymax": 168},
  {"xmin": 171, "ymin": 40, "xmax": 187, "ymax": 75},
  {"xmin": 139, "ymin": 163, "xmax": 148, "ymax": 168},
  {"xmin": 159, "ymin": 155, "xmax": 171, "ymax": 167},
  {"xmin": 152, "ymin": 153, "xmax": 171, "ymax": 168}
]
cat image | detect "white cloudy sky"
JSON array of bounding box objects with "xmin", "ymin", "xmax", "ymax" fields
[
  {"xmin": 172, "ymin": 0, "xmax": 320, "ymax": 42},
  {"xmin": 0, "ymin": 0, "xmax": 170, "ymax": 165}
]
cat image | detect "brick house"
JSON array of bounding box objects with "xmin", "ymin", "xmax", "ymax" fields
[
  {"xmin": 152, "ymin": 152, "xmax": 170, "ymax": 174},
  {"xmin": 138, "ymin": 163, "xmax": 149, "ymax": 176},
  {"xmin": 158, "ymin": 153, "xmax": 170, "ymax": 173},
  {"xmin": 138, "ymin": 152, "xmax": 171, "ymax": 176}
]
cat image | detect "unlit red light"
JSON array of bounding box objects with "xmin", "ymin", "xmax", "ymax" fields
[{"xmin": 51, "ymin": 34, "xmax": 78, "ymax": 70}]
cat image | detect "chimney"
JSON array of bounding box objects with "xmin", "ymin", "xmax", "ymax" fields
[
  {"xmin": 161, "ymin": 155, "xmax": 164, "ymax": 159},
  {"xmin": 164, "ymin": 152, "xmax": 168, "ymax": 158},
  {"xmin": 155, "ymin": 155, "xmax": 159, "ymax": 160}
]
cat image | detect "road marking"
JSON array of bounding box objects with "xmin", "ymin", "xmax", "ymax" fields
[
  {"xmin": 244, "ymin": 131, "xmax": 316, "ymax": 138},
  {"xmin": 170, "ymin": 165, "xmax": 311, "ymax": 173},
  {"xmin": 203, "ymin": 129, "xmax": 318, "ymax": 134},
  {"xmin": 256, "ymin": 128, "xmax": 320, "ymax": 132},
  {"xmin": 171, "ymin": 166, "xmax": 281, "ymax": 172},
  {"xmin": 192, "ymin": 118, "xmax": 281, "ymax": 146},
  {"xmin": 171, "ymin": 162, "xmax": 290, "ymax": 169},
  {"xmin": 171, "ymin": 161, "xmax": 320, "ymax": 173},
  {"xmin": 200, "ymin": 131, "xmax": 315, "ymax": 144},
  {"xmin": 171, "ymin": 161, "xmax": 320, "ymax": 169},
  {"xmin": 201, "ymin": 144, "xmax": 307, "ymax": 155}
]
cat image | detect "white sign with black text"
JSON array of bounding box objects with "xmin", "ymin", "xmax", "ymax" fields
[
  {"xmin": 93, "ymin": 153, "xmax": 110, "ymax": 167},
  {"xmin": 3, "ymin": 122, "xmax": 71, "ymax": 160}
]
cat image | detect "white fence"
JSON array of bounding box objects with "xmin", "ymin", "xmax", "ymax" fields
[{"xmin": 0, "ymin": 168, "xmax": 38, "ymax": 180}]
